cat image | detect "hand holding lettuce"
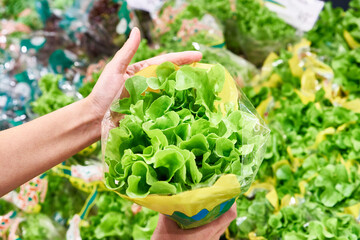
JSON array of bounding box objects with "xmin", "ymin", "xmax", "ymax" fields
[{"xmin": 102, "ymin": 62, "xmax": 269, "ymax": 229}]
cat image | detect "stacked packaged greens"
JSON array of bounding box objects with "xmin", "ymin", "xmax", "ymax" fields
[
  {"xmin": 183, "ymin": 0, "xmax": 297, "ymax": 66},
  {"xmin": 151, "ymin": 0, "xmax": 259, "ymax": 86},
  {"xmin": 223, "ymin": 0, "xmax": 297, "ymax": 66},
  {"xmin": 153, "ymin": 0, "xmax": 225, "ymax": 51},
  {"xmin": 197, "ymin": 45, "xmax": 258, "ymax": 86},
  {"xmin": 102, "ymin": 62, "xmax": 269, "ymax": 228}
]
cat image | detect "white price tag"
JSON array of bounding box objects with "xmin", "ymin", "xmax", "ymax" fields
[
  {"xmin": 126, "ymin": 0, "xmax": 166, "ymax": 14},
  {"xmin": 264, "ymin": 0, "xmax": 324, "ymax": 32}
]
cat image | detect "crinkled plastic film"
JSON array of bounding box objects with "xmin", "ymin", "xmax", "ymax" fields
[
  {"xmin": 239, "ymin": 35, "xmax": 297, "ymax": 66},
  {"xmin": 196, "ymin": 44, "xmax": 258, "ymax": 87},
  {"xmin": 152, "ymin": 0, "xmax": 225, "ymax": 48},
  {"xmin": 101, "ymin": 62, "xmax": 270, "ymax": 229},
  {"xmin": 223, "ymin": 0, "xmax": 299, "ymax": 66}
]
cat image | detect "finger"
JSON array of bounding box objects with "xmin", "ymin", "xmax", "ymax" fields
[
  {"xmin": 152, "ymin": 215, "xmax": 185, "ymax": 240},
  {"xmin": 198, "ymin": 204, "xmax": 237, "ymax": 231},
  {"xmin": 142, "ymin": 51, "xmax": 203, "ymax": 65},
  {"xmin": 127, "ymin": 51, "xmax": 203, "ymax": 75},
  {"xmin": 105, "ymin": 27, "xmax": 141, "ymax": 74},
  {"xmin": 152, "ymin": 205, "xmax": 236, "ymax": 240},
  {"xmin": 179, "ymin": 204, "xmax": 237, "ymax": 237},
  {"xmin": 210, "ymin": 226, "xmax": 229, "ymax": 240}
]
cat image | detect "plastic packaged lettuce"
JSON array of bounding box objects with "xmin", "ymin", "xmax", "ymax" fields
[
  {"xmin": 101, "ymin": 62, "xmax": 269, "ymax": 229},
  {"xmin": 224, "ymin": 0, "xmax": 297, "ymax": 66},
  {"xmin": 153, "ymin": 0, "xmax": 225, "ymax": 51}
]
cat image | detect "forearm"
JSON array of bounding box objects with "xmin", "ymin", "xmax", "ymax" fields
[{"xmin": 0, "ymin": 97, "xmax": 101, "ymax": 196}]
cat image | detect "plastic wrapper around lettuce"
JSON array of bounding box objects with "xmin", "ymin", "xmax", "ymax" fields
[
  {"xmin": 197, "ymin": 44, "xmax": 259, "ymax": 87},
  {"xmin": 223, "ymin": 0, "xmax": 298, "ymax": 66},
  {"xmin": 101, "ymin": 62, "xmax": 270, "ymax": 229},
  {"xmin": 240, "ymin": 35, "xmax": 297, "ymax": 67}
]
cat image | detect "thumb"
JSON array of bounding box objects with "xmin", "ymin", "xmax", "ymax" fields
[{"xmin": 105, "ymin": 27, "xmax": 141, "ymax": 74}]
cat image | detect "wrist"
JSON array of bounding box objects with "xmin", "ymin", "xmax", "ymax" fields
[
  {"xmin": 81, "ymin": 97, "xmax": 104, "ymax": 140},
  {"xmin": 84, "ymin": 95, "xmax": 105, "ymax": 122}
]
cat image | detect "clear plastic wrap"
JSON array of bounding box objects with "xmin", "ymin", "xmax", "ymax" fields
[
  {"xmin": 101, "ymin": 62, "xmax": 270, "ymax": 229},
  {"xmin": 152, "ymin": 0, "xmax": 225, "ymax": 49},
  {"xmin": 197, "ymin": 44, "xmax": 258, "ymax": 87},
  {"xmin": 223, "ymin": 0, "xmax": 298, "ymax": 66}
]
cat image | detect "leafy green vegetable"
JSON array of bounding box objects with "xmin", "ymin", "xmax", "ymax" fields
[
  {"xmin": 19, "ymin": 213, "xmax": 66, "ymax": 240},
  {"xmin": 78, "ymin": 71, "xmax": 102, "ymax": 98},
  {"xmin": 230, "ymin": 189, "xmax": 360, "ymax": 239},
  {"xmin": 265, "ymin": 201, "xmax": 360, "ymax": 239},
  {"xmin": 156, "ymin": 1, "xmax": 224, "ymax": 51},
  {"xmin": 80, "ymin": 192, "xmax": 158, "ymax": 240},
  {"xmin": 17, "ymin": 10, "xmax": 43, "ymax": 30},
  {"xmin": 228, "ymin": 191, "xmax": 274, "ymax": 238},
  {"xmin": 49, "ymin": 0, "xmax": 74, "ymax": 10},
  {"xmin": 0, "ymin": 0, "xmax": 33, "ymax": 19},
  {"xmin": 228, "ymin": 36, "xmax": 360, "ymax": 239},
  {"xmin": 0, "ymin": 199, "xmax": 15, "ymax": 215},
  {"xmin": 41, "ymin": 173, "xmax": 88, "ymax": 221},
  {"xmin": 306, "ymin": 2, "xmax": 348, "ymax": 62},
  {"xmin": 31, "ymin": 74, "xmax": 75, "ymax": 116},
  {"xmin": 306, "ymin": 0, "xmax": 360, "ymax": 62},
  {"xmin": 0, "ymin": 0, "xmax": 43, "ymax": 30},
  {"xmin": 105, "ymin": 62, "xmax": 268, "ymax": 197},
  {"xmin": 3, "ymin": 2, "xmax": 360, "ymax": 240},
  {"xmin": 343, "ymin": 1, "xmax": 360, "ymax": 43},
  {"xmin": 223, "ymin": 0, "xmax": 296, "ymax": 65},
  {"xmin": 332, "ymin": 48, "xmax": 360, "ymax": 98}
]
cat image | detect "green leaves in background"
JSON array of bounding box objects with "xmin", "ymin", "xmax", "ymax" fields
[
  {"xmin": 80, "ymin": 192, "xmax": 158, "ymax": 240},
  {"xmin": 31, "ymin": 74, "xmax": 75, "ymax": 116}
]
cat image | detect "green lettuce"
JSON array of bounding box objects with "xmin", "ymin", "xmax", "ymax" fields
[
  {"xmin": 78, "ymin": 70, "xmax": 102, "ymax": 98},
  {"xmin": 19, "ymin": 213, "xmax": 66, "ymax": 240},
  {"xmin": 41, "ymin": 173, "xmax": 88, "ymax": 221},
  {"xmin": 231, "ymin": 38, "xmax": 360, "ymax": 239},
  {"xmin": 80, "ymin": 192, "xmax": 158, "ymax": 240},
  {"xmin": 306, "ymin": 2, "xmax": 348, "ymax": 62},
  {"xmin": 223, "ymin": 0, "xmax": 296, "ymax": 65},
  {"xmin": 31, "ymin": 74, "xmax": 75, "ymax": 116},
  {"xmin": 104, "ymin": 62, "xmax": 268, "ymax": 197},
  {"xmin": 332, "ymin": 48, "xmax": 360, "ymax": 98}
]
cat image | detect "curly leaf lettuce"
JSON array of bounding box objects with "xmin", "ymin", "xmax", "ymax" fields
[
  {"xmin": 104, "ymin": 62, "xmax": 268, "ymax": 198},
  {"xmin": 31, "ymin": 74, "xmax": 75, "ymax": 116}
]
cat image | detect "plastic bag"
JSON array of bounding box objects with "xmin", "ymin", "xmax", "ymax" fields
[
  {"xmin": 152, "ymin": 0, "xmax": 225, "ymax": 50},
  {"xmin": 197, "ymin": 44, "xmax": 258, "ymax": 87},
  {"xmin": 223, "ymin": 0, "xmax": 298, "ymax": 66},
  {"xmin": 101, "ymin": 62, "xmax": 270, "ymax": 229}
]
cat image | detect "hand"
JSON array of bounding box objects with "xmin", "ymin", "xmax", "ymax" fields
[
  {"xmin": 87, "ymin": 27, "xmax": 202, "ymax": 123},
  {"xmin": 152, "ymin": 204, "xmax": 237, "ymax": 240}
]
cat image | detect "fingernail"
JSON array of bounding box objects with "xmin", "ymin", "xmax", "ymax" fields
[{"xmin": 129, "ymin": 27, "xmax": 139, "ymax": 39}]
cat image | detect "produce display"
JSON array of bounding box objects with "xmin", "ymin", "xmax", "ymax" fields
[
  {"xmin": 234, "ymin": 39, "xmax": 360, "ymax": 239},
  {"xmin": 1, "ymin": 0, "xmax": 360, "ymax": 239}
]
